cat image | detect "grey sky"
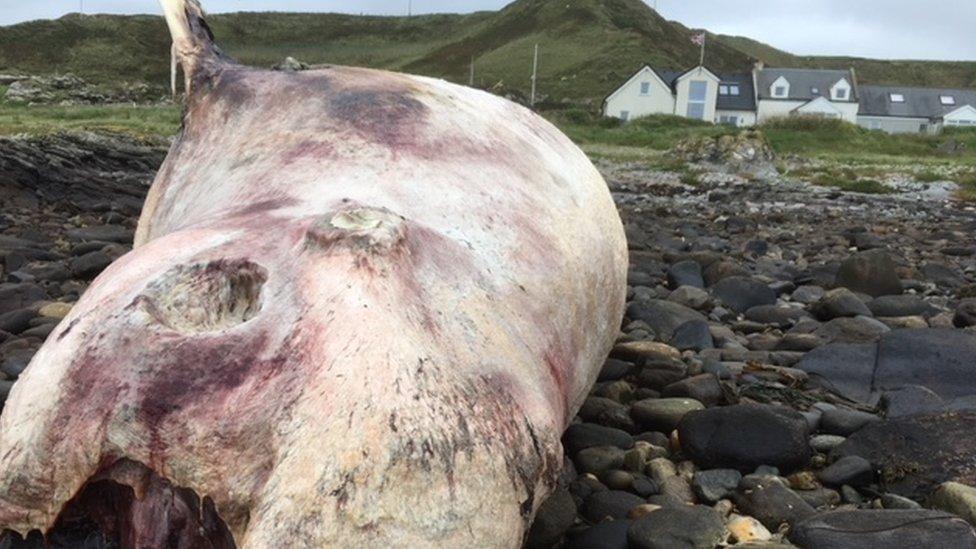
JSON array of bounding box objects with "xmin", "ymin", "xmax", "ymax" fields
[{"xmin": 2, "ymin": 1, "xmax": 973, "ymax": 61}]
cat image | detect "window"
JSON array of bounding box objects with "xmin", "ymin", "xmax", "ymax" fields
[
  {"xmin": 835, "ymin": 88, "xmax": 848, "ymax": 100},
  {"xmin": 640, "ymin": 82, "xmax": 651, "ymax": 96},
  {"xmin": 941, "ymin": 95, "xmax": 956, "ymax": 105},
  {"xmin": 811, "ymin": 87, "xmax": 820, "ymax": 95},
  {"xmin": 774, "ymin": 86, "xmax": 787, "ymax": 97},
  {"xmin": 890, "ymin": 93, "xmax": 905, "ymax": 103},
  {"xmin": 687, "ymin": 81, "xmax": 708, "ymax": 120},
  {"xmin": 620, "ymin": 111, "xmax": 630, "ymax": 121},
  {"xmin": 729, "ymin": 85, "xmax": 740, "ymax": 96},
  {"xmin": 869, "ymin": 121, "xmax": 882, "ymax": 130},
  {"xmin": 719, "ymin": 115, "xmax": 739, "ymax": 126},
  {"xmin": 719, "ymin": 85, "xmax": 729, "ymax": 95}
]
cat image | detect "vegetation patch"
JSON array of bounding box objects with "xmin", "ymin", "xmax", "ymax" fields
[{"xmin": 811, "ymin": 173, "xmax": 893, "ymax": 194}]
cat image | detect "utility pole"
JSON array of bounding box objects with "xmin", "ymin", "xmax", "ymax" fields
[
  {"xmin": 530, "ymin": 44, "xmax": 539, "ymax": 107},
  {"xmin": 469, "ymin": 55, "xmax": 475, "ymax": 87}
]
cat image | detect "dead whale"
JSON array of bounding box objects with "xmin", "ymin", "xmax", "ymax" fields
[{"xmin": 0, "ymin": 0, "xmax": 627, "ymax": 546}]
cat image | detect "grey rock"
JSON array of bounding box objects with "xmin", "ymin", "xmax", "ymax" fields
[
  {"xmin": 525, "ymin": 488, "xmax": 576, "ymax": 548},
  {"xmin": 711, "ymin": 276, "xmax": 777, "ymax": 314},
  {"xmin": 745, "ymin": 305, "xmax": 811, "ymax": 327},
  {"xmin": 0, "ymin": 283, "xmax": 46, "ymax": 315},
  {"xmin": 563, "ymin": 423, "xmax": 634, "ymax": 454},
  {"xmin": 565, "ymin": 519, "xmax": 631, "ymax": 549},
  {"xmin": 661, "ymin": 374, "xmax": 722, "ymax": 407},
  {"xmin": 692, "ymin": 468, "xmax": 742, "ymax": 504},
  {"xmin": 678, "ymin": 404, "xmax": 812, "ymax": 473},
  {"xmin": 627, "ymin": 505, "xmax": 726, "ymax": 549},
  {"xmin": 869, "ymin": 295, "xmax": 936, "ymax": 318},
  {"xmin": 789, "ymin": 509, "xmax": 976, "ymax": 548},
  {"xmin": 669, "ymin": 320, "xmax": 713, "ymax": 351},
  {"xmin": 667, "ymin": 260, "xmax": 704, "ymax": 289},
  {"xmin": 818, "ymin": 455, "xmax": 874, "ymax": 487},
  {"xmin": 814, "ymin": 316, "xmax": 890, "ymax": 344},
  {"xmin": 0, "ymin": 309, "xmax": 38, "ymax": 335},
  {"xmin": 813, "ymin": 288, "xmax": 872, "ymax": 320},
  {"xmin": 792, "ymin": 285, "xmax": 826, "ymax": 305},
  {"xmin": 835, "ymin": 249, "xmax": 903, "ymax": 297},
  {"xmin": 631, "ymin": 398, "xmax": 704, "ymax": 433},
  {"xmin": 575, "ymin": 446, "xmax": 627, "ymax": 474},
  {"xmin": 580, "ymin": 490, "xmax": 646, "ymax": 522},
  {"xmin": 734, "ymin": 476, "xmax": 816, "ymax": 529},
  {"xmin": 820, "ymin": 408, "xmax": 880, "ymax": 436},
  {"xmin": 626, "ymin": 299, "xmax": 707, "ymax": 340}
]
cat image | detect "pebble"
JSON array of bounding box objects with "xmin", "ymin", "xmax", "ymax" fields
[
  {"xmin": 630, "ymin": 398, "xmax": 704, "ymax": 433},
  {"xmin": 728, "ymin": 513, "xmax": 773, "ymax": 543}
]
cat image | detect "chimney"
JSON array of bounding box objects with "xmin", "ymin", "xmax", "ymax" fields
[{"xmin": 753, "ymin": 60, "xmax": 765, "ymax": 72}]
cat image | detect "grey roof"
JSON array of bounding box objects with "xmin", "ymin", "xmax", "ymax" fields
[
  {"xmin": 859, "ymin": 85, "xmax": 976, "ymax": 119},
  {"xmin": 756, "ymin": 68, "xmax": 856, "ymax": 102},
  {"xmin": 716, "ymin": 73, "xmax": 756, "ymax": 111},
  {"xmin": 649, "ymin": 67, "xmax": 756, "ymax": 111}
]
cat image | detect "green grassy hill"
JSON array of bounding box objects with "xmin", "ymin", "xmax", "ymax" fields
[
  {"xmin": 2, "ymin": 0, "xmax": 975, "ymax": 103},
  {"xmin": 0, "ymin": 0, "xmax": 752, "ymax": 104},
  {"xmin": 714, "ymin": 34, "xmax": 976, "ymax": 89}
]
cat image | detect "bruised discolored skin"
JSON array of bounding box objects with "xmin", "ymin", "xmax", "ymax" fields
[{"xmin": 0, "ymin": 1, "xmax": 627, "ymax": 546}]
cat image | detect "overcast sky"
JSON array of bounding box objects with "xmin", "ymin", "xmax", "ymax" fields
[{"xmin": 1, "ymin": 0, "xmax": 973, "ymax": 61}]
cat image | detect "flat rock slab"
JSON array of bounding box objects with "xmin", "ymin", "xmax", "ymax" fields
[
  {"xmin": 833, "ymin": 412, "xmax": 976, "ymax": 500},
  {"xmin": 789, "ymin": 509, "xmax": 976, "ymax": 548},
  {"xmin": 798, "ymin": 329, "xmax": 976, "ymax": 410},
  {"xmin": 678, "ymin": 403, "xmax": 811, "ymax": 474}
]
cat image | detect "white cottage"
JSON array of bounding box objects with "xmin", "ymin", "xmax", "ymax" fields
[
  {"xmin": 754, "ymin": 68, "xmax": 859, "ymax": 123},
  {"xmin": 858, "ymin": 85, "xmax": 976, "ymax": 134},
  {"xmin": 603, "ymin": 65, "xmax": 755, "ymax": 125}
]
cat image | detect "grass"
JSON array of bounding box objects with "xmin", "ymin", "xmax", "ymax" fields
[
  {"xmin": 811, "ymin": 173, "xmax": 893, "ymax": 194},
  {"xmin": 0, "ymin": 91, "xmax": 180, "ymax": 136}
]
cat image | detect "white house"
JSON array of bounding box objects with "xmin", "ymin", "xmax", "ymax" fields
[
  {"xmin": 858, "ymin": 85, "xmax": 976, "ymax": 134},
  {"xmin": 754, "ymin": 67, "xmax": 859, "ymax": 123},
  {"xmin": 603, "ymin": 65, "xmax": 754, "ymax": 126}
]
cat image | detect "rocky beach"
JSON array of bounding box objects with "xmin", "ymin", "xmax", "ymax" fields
[{"xmin": 3, "ymin": 131, "xmax": 976, "ymax": 547}]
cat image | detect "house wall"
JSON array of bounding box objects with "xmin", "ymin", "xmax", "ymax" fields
[
  {"xmin": 757, "ymin": 99, "xmax": 858, "ymax": 123},
  {"xmin": 716, "ymin": 109, "xmax": 757, "ymax": 127},
  {"xmin": 858, "ymin": 115, "xmax": 935, "ymax": 134},
  {"xmin": 757, "ymin": 99, "xmax": 805, "ymax": 122},
  {"xmin": 603, "ymin": 68, "xmax": 675, "ymax": 120},
  {"xmin": 944, "ymin": 107, "xmax": 976, "ymax": 127},
  {"xmin": 675, "ymin": 70, "xmax": 720, "ymax": 122}
]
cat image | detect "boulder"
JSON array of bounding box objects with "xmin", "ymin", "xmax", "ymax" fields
[
  {"xmin": 627, "ymin": 505, "xmax": 726, "ymax": 549},
  {"xmin": 678, "ymin": 404, "xmax": 811, "ymax": 473},
  {"xmin": 835, "ymin": 249, "xmax": 903, "ymax": 297},
  {"xmin": 626, "ymin": 300, "xmax": 707, "ymax": 341},
  {"xmin": 711, "ymin": 276, "xmax": 776, "ymax": 314},
  {"xmin": 833, "ymin": 412, "xmax": 976, "ymax": 499},
  {"xmin": 789, "ymin": 509, "xmax": 976, "ymax": 548}
]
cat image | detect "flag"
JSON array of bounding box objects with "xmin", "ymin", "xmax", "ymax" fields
[{"xmin": 691, "ymin": 33, "xmax": 706, "ymax": 46}]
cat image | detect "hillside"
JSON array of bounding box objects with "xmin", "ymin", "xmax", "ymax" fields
[
  {"xmin": 1, "ymin": 0, "xmax": 975, "ymax": 103},
  {"xmin": 0, "ymin": 0, "xmax": 752, "ymax": 103},
  {"xmin": 715, "ymin": 34, "xmax": 976, "ymax": 89}
]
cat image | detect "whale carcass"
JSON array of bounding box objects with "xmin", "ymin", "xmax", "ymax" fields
[{"xmin": 0, "ymin": 0, "xmax": 627, "ymax": 546}]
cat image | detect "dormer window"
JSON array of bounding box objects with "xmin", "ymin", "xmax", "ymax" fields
[
  {"xmin": 729, "ymin": 85, "xmax": 740, "ymax": 96},
  {"xmin": 890, "ymin": 93, "xmax": 905, "ymax": 103},
  {"xmin": 942, "ymin": 95, "xmax": 956, "ymax": 105},
  {"xmin": 720, "ymin": 85, "xmax": 729, "ymax": 95},
  {"xmin": 835, "ymin": 88, "xmax": 848, "ymax": 100},
  {"xmin": 640, "ymin": 82, "xmax": 651, "ymax": 96},
  {"xmin": 774, "ymin": 86, "xmax": 787, "ymax": 97}
]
